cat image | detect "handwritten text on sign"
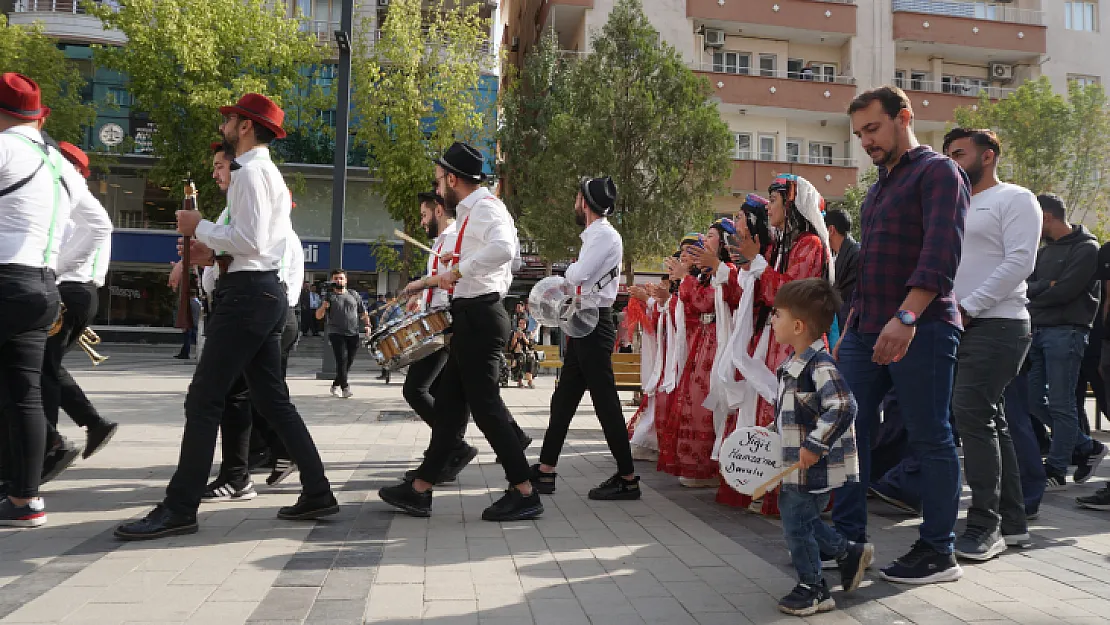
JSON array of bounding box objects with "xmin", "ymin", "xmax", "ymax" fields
[{"xmin": 718, "ymin": 426, "xmax": 783, "ymax": 496}]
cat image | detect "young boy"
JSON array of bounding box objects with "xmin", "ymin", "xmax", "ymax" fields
[{"xmin": 769, "ymin": 278, "xmax": 873, "ymax": 616}]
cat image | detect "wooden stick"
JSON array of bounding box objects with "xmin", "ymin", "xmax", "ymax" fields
[
  {"xmin": 393, "ymin": 228, "xmax": 454, "ymax": 259},
  {"xmin": 751, "ymin": 462, "xmax": 802, "ymax": 500}
]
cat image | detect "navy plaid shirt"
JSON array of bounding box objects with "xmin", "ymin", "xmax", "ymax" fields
[{"xmin": 850, "ymin": 146, "xmax": 969, "ymax": 333}]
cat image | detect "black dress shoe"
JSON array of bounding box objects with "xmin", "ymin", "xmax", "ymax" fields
[
  {"xmin": 482, "ymin": 488, "xmax": 544, "ymax": 521},
  {"xmin": 379, "ymin": 480, "xmax": 432, "ymax": 517},
  {"xmin": 83, "ymin": 421, "xmax": 118, "ymax": 460},
  {"xmin": 277, "ymin": 492, "xmax": 340, "ymax": 520},
  {"xmin": 115, "ymin": 504, "xmax": 198, "ymax": 541},
  {"xmin": 41, "ymin": 440, "xmax": 82, "ymax": 485},
  {"xmin": 588, "ymin": 474, "xmax": 642, "ymax": 501},
  {"xmin": 439, "ymin": 444, "xmax": 479, "ymax": 483},
  {"xmin": 529, "ymin": 464, "xmax": 556, "ymax": 495}
]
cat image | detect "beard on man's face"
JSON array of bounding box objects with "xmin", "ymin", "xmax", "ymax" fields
[
  {"xmin": 964, "ymin": 160, "xmax": 985, "ymax": 187},
  {"xmin": 424, "ymin": 220, "xmax": 439, "ymax": 239},
  {"xmin": 442, "ymin": 186, "xmax": 461, "ymax": 212}
]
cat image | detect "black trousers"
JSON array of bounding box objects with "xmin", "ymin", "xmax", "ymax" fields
[
  {"xmin": 301, "ymin": 307, "xmax": 318, "ymax": 335},
  {"xmin": 164, "ymin": 271, "xmax": 329, "ymax": 514},
  {"xmin": 329, "ymin": 333, "xmax": 359, "ymax": 390},
  {"xmin": 416, "ymin": 295, "xmax": 530, "ymax": 485},
  {"xmin": 0, "ymin": 265, "xmax": 60, "ymax": 499},
  {"xmin": 42, "ymin": 281, "xmax": 104, "ymax": 434},
  {"xmin": 219, "ymin": 306, "xmax": 299, "ymax": 483},
  {"xmin": 539, "ymin": 309, "xmax": 635, "ymax": 476}
]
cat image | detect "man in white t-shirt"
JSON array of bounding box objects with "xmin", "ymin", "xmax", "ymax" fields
[{"xmin": 944, "ymin": 128, "xmax": 1041, "ymax": 561}]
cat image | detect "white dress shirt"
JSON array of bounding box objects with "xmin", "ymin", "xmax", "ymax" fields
[
  {"xmin": 953, "ymin": 182, "xmax": 1042, "ymax": 320},
  {"xmin": 0, "ymin": 127, "xmax": 112, "ymax": 270},
  {"xmin": 563, "ymin": 217, "xmax": 623, "ymax": 308},
  {"xmin": 453, "ymin": 187, "xmax": 519, "ymax": 299},
  {"xmin": 423, "ymin": 219, "xmax": 458, "ymax": 310},
  {"xmin": 194, "ymin": 147, "xmax": 291, "ymax": 273},
  {"xmin": 57, "ymin": 217, "xmax": 113, "ymax": 286},
  {"xmin": 283, "ymin": 229, "xmax": 304, "ymax": 306}
]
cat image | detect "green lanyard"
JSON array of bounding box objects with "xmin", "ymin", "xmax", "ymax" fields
[
  {"xmin": 91, "ymin": 246, "xmax": 103, "ymax": 278},
  {"xmin": 217, "ymin": 207, "xmax": 230, "ymax": 256},
  {"xmin": 9, "ymin": 134, "xmax": 64, "ymax": 266}
]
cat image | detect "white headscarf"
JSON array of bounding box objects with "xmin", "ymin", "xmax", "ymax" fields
[{"xmin": 789, "ymin": 176, "xmax": 835, "ymax": 285}]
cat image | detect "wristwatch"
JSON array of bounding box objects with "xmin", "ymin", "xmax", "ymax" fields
[{"xmin": 894, "ymin": 309, "xmax": 918, "ymax": 327}]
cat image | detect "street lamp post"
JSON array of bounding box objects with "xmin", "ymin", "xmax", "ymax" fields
[{"xmin": 317, "ymin": 0, "xmax": 355, "ymax": 380}]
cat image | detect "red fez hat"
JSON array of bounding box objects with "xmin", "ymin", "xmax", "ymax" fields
[
  {"xmin": 58, "ymin": 141, "xmax": 90, "ymax": 178},
  {"xmin": 219, "ymin": 93, "xmax": 286, "ymax": 139},
  {"xmin": 210, "ymin": 141, "xmax": 223, "ymax": 153},
  {"xmin": 0, "ymin": 73, "xmax": 49, "ymax": 121}
]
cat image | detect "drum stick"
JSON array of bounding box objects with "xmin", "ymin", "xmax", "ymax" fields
[
  {"xmin": 751, "ymin": 462, "xmax": 802, "ymax": 500},
  {"xmin": 394, "ymin": 229, "xmax": 454, "ymax": 260}
]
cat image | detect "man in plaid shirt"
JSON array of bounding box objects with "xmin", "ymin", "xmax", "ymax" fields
[{"xmin": 832, "ymin": 86, "xmax": 969, "ymax": 585}]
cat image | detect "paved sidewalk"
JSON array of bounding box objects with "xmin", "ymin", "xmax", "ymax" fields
[{"xmin": 3, "ymin": 353, "xmax": 1110, "ymax": 624}]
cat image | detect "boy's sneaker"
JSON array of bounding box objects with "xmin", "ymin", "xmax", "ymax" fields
[
  {"xmin": 1074, "ymin": 440, "xmax": 1108, "ymax": 484},
  {"xmin": 1045, "ymin": 467, "xmax": 1067, "ymax": 491},
  {"xmin": 202, "ymin": 478, "xmax": 257, "ymax": 501},
  {"xmin": 588, "ymin": 474, "xmax": 642, "ymax": 501},
  {"xmin": 954, "ymin": 526, "xmax": 1007, "ymax": 561},
  {"xmin": 266, "ymin": 459, "xmax": 297, "ymax": 486},
  {"xmin": 1077, "ymin": 484, "xmax": 1110, "ymax": 510},
  {"xmin": 777, "ymin": 579, "xmax": 835, "ymax": 616},
  {"xmin": 838, "ymin": 542, "xmax": 874, "ymax": 592},
  {"xmin": 529, "ymin": 464, "xmax": 556, "ymax": 495},
  {"xmin": 880, "ymin": 541, "xmax": 962, "ymax": 584},
  {"xmin": 0, "ymin": 497, "xmax": 46, "ymax": 528},
  {"xmin": 481, "ymin": 489, "xmax": 543, "ymax": 522}
]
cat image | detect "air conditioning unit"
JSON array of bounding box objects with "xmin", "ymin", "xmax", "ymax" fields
[
  {"xmin": 990, "ymin": 62, "xmax": 1014, "ymax": 82},
  {"xmin": 377, "ymin": 0, "xmax": 390, "ymax": 6},
  {"xmin": 704, "ymin": 29, "xmax": 726, "ymax": 48}
]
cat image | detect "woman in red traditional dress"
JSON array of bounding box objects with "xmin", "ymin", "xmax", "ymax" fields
[
  {"xmin": 660, "ymin": 222, "xmax": 741, "ymax": 486},
  {"xmin": 715, "ymin": 174, "xmax": 835, "ymax": 514},
  {"xmin": 654, "ymin": 236, "xmax": 701, "ymax": 477},
  {"xmin": 625, "ymin": 277, "xmax": 670, "ymax": 462}
]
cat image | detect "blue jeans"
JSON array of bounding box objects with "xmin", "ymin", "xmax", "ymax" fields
[
  {"xmin": 1028, "ymin": 326, "xmax": 1093, "ymax": 474},
  {"xmin": 780, "ymin": 486, "xmax": 848, "ymax": 586},
  {"xmin": 832, "ymin": 321, "xmax": 961, "ymax": 554},
  {"xmin": 1004, "ymin": 372, "xmax": 1046, "ymax": 511}
]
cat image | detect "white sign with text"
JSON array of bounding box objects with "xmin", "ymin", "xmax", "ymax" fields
[{"xmin": 718, "ymin": 426, "xmax": 784, "ymax": 496}]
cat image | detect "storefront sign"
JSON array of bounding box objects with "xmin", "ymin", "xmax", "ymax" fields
[{"xmin": 304, "ymin": 244, "xmax": 319, "ymax": 264}]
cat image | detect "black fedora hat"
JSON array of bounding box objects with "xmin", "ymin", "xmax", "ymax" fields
[
  {"xmin": 434, "ymin": 141, "xmax": 486, "ymax": 183},
  {"xmin": 580, "ymin": 176, "xmax": 617, "ymax": 217}
]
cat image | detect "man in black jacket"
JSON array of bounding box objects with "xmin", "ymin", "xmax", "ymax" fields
[
  {"xmin": 825, "ymin": 208, "xmax": 858, "ymax": 330},
  {"xmin": 1026, "ymin": 193, "xmax": 1105, "ymax": 490}
]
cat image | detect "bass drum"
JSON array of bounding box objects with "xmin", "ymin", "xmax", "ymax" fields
[{"xmin": 366, "ymin": 307, "xmax": 452, "ymax": 371}]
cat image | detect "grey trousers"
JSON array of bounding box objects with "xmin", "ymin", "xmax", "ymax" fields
[{"xmin": 952, "ymin": 317, "xmax": 1031, "ymax": 535}]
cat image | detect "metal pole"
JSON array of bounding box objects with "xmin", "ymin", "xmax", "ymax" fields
[{"xmin": 317, "ymin": 0, "xmax": 354, "ymax": 381}]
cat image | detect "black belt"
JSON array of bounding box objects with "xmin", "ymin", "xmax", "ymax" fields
[
  {"xmin": 450, "ymin": 293, "xmax": 500, "ymax": 309},
  {"xmin": 217, "ymin": 270, "xmax": 278, "ymax": 287}
]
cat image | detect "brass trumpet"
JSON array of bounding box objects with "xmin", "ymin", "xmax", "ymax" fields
[{"xmin": 77, "ymin": 328, "xmax": 108, "ymax": 366}]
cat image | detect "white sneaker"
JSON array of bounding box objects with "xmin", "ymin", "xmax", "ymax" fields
[
  {"xmin": 342, "ymin": 388, "xmax": 354, "ymax": 399},
  {"xmin": 330, "ymin": 385, "xmax": 340, "ymax": 397}
]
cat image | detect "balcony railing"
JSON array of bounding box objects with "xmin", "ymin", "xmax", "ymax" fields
[
  {"xmin": 895, "ymin": 78, "xmax": 1014, "ymax": 99},
  {"xmin": 734, "ymin": 152, "xmax": 855, "ymax": 167},
  {"xmin": 692, "ymin": 63, "xmax": 856, "ymax": 85},
  {"xmin": 891, "ymin": 0, "xmax": 1044, "ymax": 26}
]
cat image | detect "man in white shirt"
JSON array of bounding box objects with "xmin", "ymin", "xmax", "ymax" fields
[
  {"xmin": 38, "ymin": 142, "xmax": 117, "ymax": 483},
  {"xmin": 531, "ymin": 177, "xmax": 641, "ymax": 501},
  {"xmin": 944, "ymin": 128, "xmax": 1041, "ymax": 561},
  {"xmin": 0, "ymin": 74, "xmax": 112, "ymax": 527},
  {"xmin": 115, "ymin": 94, "xmax": 336, "ymax": 541},
  {"xmin": 379, "ymin": 142, "xmax": 543, "ymax": 522}
]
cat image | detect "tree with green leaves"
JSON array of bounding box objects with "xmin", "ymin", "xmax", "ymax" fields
[
  {"xmin": 500, "ymin": 0, "xmax": 733, "ymax": 283},
  {"xmin": 87, "ymin": 0, "xmax": 325, "ymax": 215},
  {"xmin": 954, "ymin": 76, "xmax": 1110, "ymax": 224},
  {"xmin": 0, "ymin": 15, "xmax": 95, "ymax": 145},
  {"xmin": 351, "ymin": 0, "xmax": 491, "ymax": 275},
  {"xmin": 831, "ymin": 167, "xmax": 877, "ymax": 238}
]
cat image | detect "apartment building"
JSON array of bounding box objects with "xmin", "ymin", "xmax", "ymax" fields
[{"xmin": 501, "ymin": 0, "xmax": 1108, "ymax": 207}]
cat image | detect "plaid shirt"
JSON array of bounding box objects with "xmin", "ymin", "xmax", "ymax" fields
[
  {"xmin": 771, "ymin": 340, "xmax": 858, "ymax": 492},
  {"xmin": 850, "ymin": 146, "xmax": 969, "ymax": 333}
]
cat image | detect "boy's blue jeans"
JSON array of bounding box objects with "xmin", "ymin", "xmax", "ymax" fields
[{"xmin": 780, "ymin": 486, "xmax": 849, "ymax": 586}]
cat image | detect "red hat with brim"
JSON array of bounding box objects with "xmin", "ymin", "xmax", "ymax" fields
[
  {"xmin": 58, "ymin": 141, "xmax": 90, "ymax": 178},
  {"xmin": 0, "ymin": 73, "xmax": 49, "ymax": 121},
  {"xmin": 219, "ymin": 93, "xmax": 287, "ymax": 139}
]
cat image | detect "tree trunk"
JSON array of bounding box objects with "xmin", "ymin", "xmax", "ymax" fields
[{"xmin": 625, "ymin": 256, "xmax": 635, "ymax": 287}]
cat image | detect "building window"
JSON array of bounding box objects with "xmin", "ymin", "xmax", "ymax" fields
[
  {"xmin": 1070, "ymin": 74, "xmax": 1101, "ymax": 87},
  {"xmin": 809, "ymin": 143, "xmax": 834, "ymax": 165},
  {"xmin": 759, "ymin": 54, "xmax": 777, "ymax": 78},
  {"xmin": 1066, "ymin": 2, "xmax": 1098, "ymax": 31},
  {"xmin": 106, "ymin": 86, "xmax": 131, "ymax": 107},
  {"xmin": 812, "ymin": 63, "xmax": 838, "ymax": 82},
  {"xmin": 786, "ymin": 139, "xmax": 802, "ymax": 163},
  {"xmin": 758, "ymin": 135, "xmax": 776, "ymax": 161},
  {"xmin": 787, "ymin": 58, "xmax": 804, "ymax": 79},
  {"xmin": 911, "ymin": 71, "xmax": 928, "ymax": 91},
  {"xmin": 712, "ymin": 51, "xmax": 751, "ymax": 75},
  {"xmin": 733, "ymin": 132, "xmax": 752, "ymax": 159},
  {"xmin": 894, "ymin": 70, "xmax": 906, "ymax": 88}
]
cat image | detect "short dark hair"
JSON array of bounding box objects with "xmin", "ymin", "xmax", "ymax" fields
[
  {"xmin": 330, "ymin": 268, "xmax": 346, "ymax": 278},
  {"xmin": 417, "ymin": 191, "xmax": 439, "ymax": 206},
  {"xmin": 848, "ymin": 85, "xmax": 912, "ymax": 118},
  {"xmin": 824, "ymin": 208, "xmax": 851, "ymax": 236},
  {"xmin": 252, "ymin": 122, "xmax": 277, "ymax": 145},
  {"xmin": 774, "ymin": 278, "xmax": 841, "ymax": 339},
  {"xmin": 1038, "ymin": 193, "xmax": 1067, "ymax": 220},
  {"xmin": 942, "ymin": 127, "xmax": 1002, "ymax": 157}
]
